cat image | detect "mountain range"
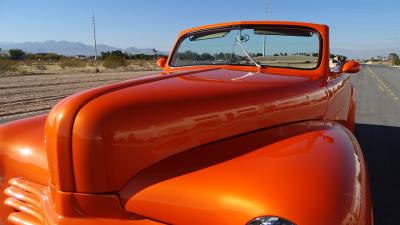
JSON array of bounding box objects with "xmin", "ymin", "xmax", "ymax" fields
[{"xmin": 0, "ymin": 41, "xmax": 168, "ymax": 56}]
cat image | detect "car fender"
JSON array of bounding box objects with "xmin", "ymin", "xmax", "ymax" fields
[{"xmin": 120, "ymin": 121, "xmax": 372, "ymax": 225}]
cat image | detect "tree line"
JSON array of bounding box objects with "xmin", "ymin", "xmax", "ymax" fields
[
  {"xmin": 1, "ymin": 48, "xmax": 399, "ymax": 66},
  {"xmin": 389, "ymin": 53, "xmax": 400, "ymax": 66},
  {"xmin": 176, "ymin": 50, "xmax": 321, "ymax": 61},
  {"xmin": 0, "ymin": 49, "xmax": 167, "ymax": 61}
]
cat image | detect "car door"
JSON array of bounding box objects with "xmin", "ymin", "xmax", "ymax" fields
[{"xmin": 325, "ymin": 71, "xmax": 353, "ymax": 124}]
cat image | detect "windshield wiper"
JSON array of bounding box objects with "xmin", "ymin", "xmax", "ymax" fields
[{"xmin": 236, "ymin": 41, "xmax": 261, "ymax": 69}]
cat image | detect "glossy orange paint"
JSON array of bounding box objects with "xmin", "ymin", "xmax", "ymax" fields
[
  {"xmin": 45, "ymin": 72, "xmax": 181, "ymax": 192},
  {"xmin": 342, "ymin": 60, "xmax": 361, "ymax": 74},
  {"xmin": 0, "ymin": 115, "xmax": 49, "ymax": 224},
  {"xmin": 4, "ymin": 178, "xmax": 162, "ymax": 225},
  {"xmin": 121, "ymin": 121, "xmax": 372, "ymax": 225},
  {"xmin": 72, "ymin": 69, "xmax": 329, "ymax": 193},
  {"xmin": 0, "ymin": 21, "xmax": 371, "ymax": 225},
  {"xmin": 325, "ymin": 72, "xmax": 353, "ymax": 126},
  {"xmin": 156, "ymin": 57, "xmax": 167, "ymax": 68}
]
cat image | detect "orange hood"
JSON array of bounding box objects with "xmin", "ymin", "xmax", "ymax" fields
[{"xmin": 43, "ymin": 69, "xmax": 329, "ymax": 193}]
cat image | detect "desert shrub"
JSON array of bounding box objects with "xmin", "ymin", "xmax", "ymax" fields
[
  {"xmin": 36, "ymin": 63, "xmax": 47, "ymax": 71},
  {"xmin": 27, "ymin": 53, "xmax": 63, "ymax": 61},
  {"xmin": 389, "ymin": 53, "xmax": 400, "ymax": 66},
  {"xmin": 129, "ymin": 60, "xmax": 146, "ymax": 67},
  {"xmin": 24, "ymin": 60, "xmax": 33, "ymax": 66},
  {"xmin": 87, "ymin": 60, "xmax": 97, "ymax": 67},
  {"xmin": 9, "ymin": 49, "xmax": 26, "ymax": 60},
  {"xmin": 128, "ymin": 54, "xmax": 166, "ymax": 60},
  {"xmin": 59, "ymin": 59, "xmax": 86, "ymax": 69},
  {"xmin": 395, "ymin": 58, "xmax": 400, "ymax": 66},
  {"xmin": 101, "ymin": 50, "xmax": 128, "ymax": 59},
  {"xmin": 0, "ymin": 58, "xmax": 18, "ymax": 74},
  {"xmin": 103, "ymin": 55, "xmax": 127, "ymax": 69}
]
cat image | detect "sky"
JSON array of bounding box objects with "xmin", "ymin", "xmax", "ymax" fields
[{"xmin": 0, "ymin": 0, "xmax": 399, "ymax": 57}]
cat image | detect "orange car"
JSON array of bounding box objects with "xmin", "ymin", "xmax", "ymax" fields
[{"xmin": 0, "ymin": 21, "xmax": 372, "ymax": 225}]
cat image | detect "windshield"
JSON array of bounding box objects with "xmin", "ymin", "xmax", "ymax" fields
[{"xmin": 170, "ymin": 26, "xmax": 321, "ymax": 70}]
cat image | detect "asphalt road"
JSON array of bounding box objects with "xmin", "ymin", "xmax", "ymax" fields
[{"xmin": 353, "ymin": 65, "xmax": 400, "ymax": 225}]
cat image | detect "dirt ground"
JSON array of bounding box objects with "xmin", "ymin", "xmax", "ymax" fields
[
  {"xmin": 0, "ymin": 71, "xmax": 158, "ymax": 123},
  {"xmin": 1, "ymin": 59, "xmax": 160, "ymax": 75}
]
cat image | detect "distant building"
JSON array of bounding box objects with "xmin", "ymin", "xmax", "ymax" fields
[
  {"xmin": 0, "ymin": 50, "xmax": 10, "ymax": 57},
  {"xmin": 74, "ymin": 55, "xmax": 88, "ymax": 59}
]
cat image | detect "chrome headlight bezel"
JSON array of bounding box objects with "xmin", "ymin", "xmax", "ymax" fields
[{"xmin": 247, "ymin": 216, "xmax": 295, "ymax": 225}]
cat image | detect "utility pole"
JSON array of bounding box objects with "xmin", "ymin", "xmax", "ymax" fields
[
  {"xmin": 92, "ymin": 13, "xmax": 98, "ymax": 60},
  {"xmin": 262, "ymin": 0, "xmax": 268, "ymax": 56},
  {"xmin": 264, "ymin": 0, "xmax": 268, "ymax": 21}
]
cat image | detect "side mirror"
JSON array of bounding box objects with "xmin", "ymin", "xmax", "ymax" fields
[
  {"xmin": 341, "ymin": 60, "xmax": 360, "ymax": 74},
  {"xmin": 157, "ymin": 57, "xmax": 167, "ymax": 68}
]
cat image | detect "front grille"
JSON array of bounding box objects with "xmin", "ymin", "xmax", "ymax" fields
[{"xmin": 3, "ymin": 177, "xmax": 46, "ymax": 225}]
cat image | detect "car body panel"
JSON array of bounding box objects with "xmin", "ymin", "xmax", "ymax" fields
[
  {"xmin": 121, "ymin": 122, "xmax": 371, "ymax": 225},
  {"xmin": 325, "ymin": 73, "xmax": 353, "ymax": 124},
  {"xmin": 45, "ymin": 71, "xmax": 205, "ymax": 192},
  {"xmin": 0, "ymin": 115, "xmax": 49, "ymax": 223}
]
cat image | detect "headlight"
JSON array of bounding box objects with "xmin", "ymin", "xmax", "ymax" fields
[{"xmin": 247, "ymin": 216, "xmax": 295, "ymax": 225}]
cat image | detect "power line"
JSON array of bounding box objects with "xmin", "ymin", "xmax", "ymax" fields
[{"xmin": 92, "ymin": 13, "xmax": 98, "ymax": 61}]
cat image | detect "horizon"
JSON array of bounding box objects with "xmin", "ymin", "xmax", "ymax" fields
[{"xmin": 1, "ymin": 0, "xmax": 399, "ymax": 58}]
